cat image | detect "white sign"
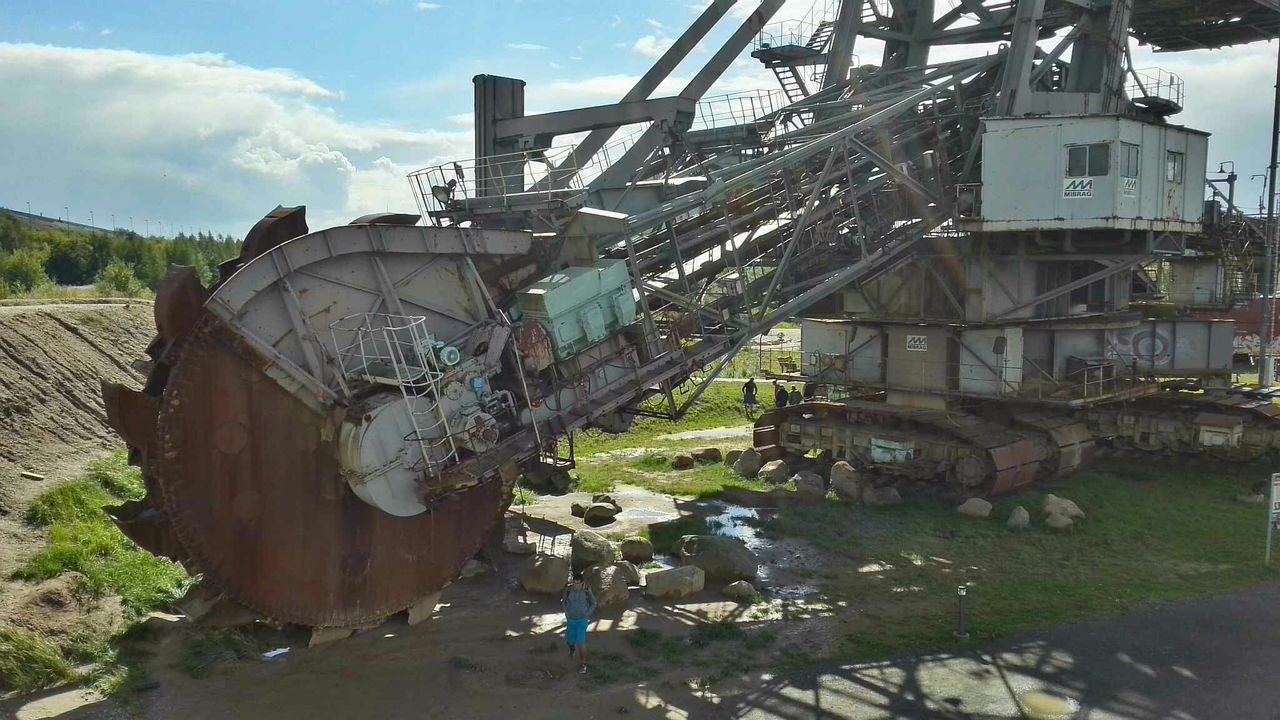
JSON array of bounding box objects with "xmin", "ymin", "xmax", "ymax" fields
[
  {"xmin": 1121, "ymin": 177, "xmax": 1138, "ymax": 197},
  {"xmin": 906, "ymin": 334, "xmax": 928, "ymax": 352},
  {"xmin": 1063, "ymin": 178, "xmax": 1094, "ymax": 198}
]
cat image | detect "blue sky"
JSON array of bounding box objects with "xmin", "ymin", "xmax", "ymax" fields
[{"xmin": 0, "ymin": 1, "xmax": 1276, "ymax": 235}]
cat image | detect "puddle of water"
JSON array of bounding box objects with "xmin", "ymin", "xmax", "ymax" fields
[{"xmin": 701, "ymin": 503, "xmax": 773, "ymax": 550}]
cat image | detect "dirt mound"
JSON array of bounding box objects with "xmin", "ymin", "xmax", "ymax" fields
[
  {"xmin": 0, "ymin": 302, "xmax": 153, "ymax": 574},
  {"xmin": 4, "ymin": 572, "xmax": 124, "ymax": 642}
]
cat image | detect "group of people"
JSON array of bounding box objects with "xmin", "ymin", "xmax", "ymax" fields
[{"xmin": 741, "ymin": 377, "xmax": 813, "ymax": 412}]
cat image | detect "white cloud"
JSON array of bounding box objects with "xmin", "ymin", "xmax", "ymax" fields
[
  {"xmin": 632, "ymin": 34, "xmax": 674, "ymax": 60},
  {"xmin": 416, "ymin": 2, "xmax": 440, "ymax": 10},
  {"xmin": 0, "ymin": 43, "xmax": 469, "ymax": 233},
  {"xmin": 610, "ymin": 15, "xmax": 622, "ymax": 28},
  {"xmin": 646, "ymin": 18, "xmax": 664, "ymax": 31},
  {"xmin": 99, "ymin": 28, "xmax": 113, "ymax": 38},
  {"xmin": 506, "ymin": 42, "xmax": 546, "ymax": 51}
]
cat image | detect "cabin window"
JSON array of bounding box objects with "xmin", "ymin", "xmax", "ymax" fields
[
  {"xmin": 1122, "ymin": 143, "xmax": 1140, "ymax": 178},
  {"xmin": 1166, "ymin": 151, "xmax": 1185, "ymax": 183},
  {"xmin": 1066, "ymin": 143, "xmax": 1110, "ymax": 177}
]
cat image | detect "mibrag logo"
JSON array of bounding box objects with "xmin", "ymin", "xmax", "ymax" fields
[{"xmin": 1063, "ymin": 177, "xmax": 1094, "ymax": 198}]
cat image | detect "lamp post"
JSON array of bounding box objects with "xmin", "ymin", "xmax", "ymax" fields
[
  {"xmin": 954, "ymin": 585, "xmax": 970, "ymax": 641},
  {"xmin": 1261, "ymin": 41, "xmax": 1280, "ymax": 386}
]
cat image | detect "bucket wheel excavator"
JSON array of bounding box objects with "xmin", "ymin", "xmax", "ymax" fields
[{"xmin": 100, "ymin": 0, "xmax": 1280, "ymax": 630}]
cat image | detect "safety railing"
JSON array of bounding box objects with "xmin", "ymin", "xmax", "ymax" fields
[
  {"xmin": 329, "ymin": 313, "xmax": 459, "ymax": 475},
  {"xmin": 693, "ymin": 89, "xmax": 787, "ymax": 131},
  {"xmin": 1126, "ymin": 68, "xmax": 1184, "ymax": 109},
  {"xmin": 745, "ymin": 351, "xmax": 1159, "ymax": 404},
  {"xmin": 410, "ymin": 124, "xmax": 653, "ymax": 222},
  {"xmin": 754, "ymin": 0, "xmax": 840, "ymax": 52}
]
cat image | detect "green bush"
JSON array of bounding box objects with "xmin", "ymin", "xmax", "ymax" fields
[
  {"xmin": 94, "ymin": 261, "xmax": 147, "ymax": 297},
  {"xmin": 0, "ymin": 247, "xmax": 52, "ymax": 293}
]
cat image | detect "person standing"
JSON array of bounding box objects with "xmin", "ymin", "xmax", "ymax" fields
[
  {"xmin": 742, "ymin": 377, "xmax": 758, "ymax": 413},
  {"xmin": 788, "ymin": 386, "xmax": 802, "ymax": 406},
  {"xmin": 774, "ymin": 380, "xmax": 788, "ymax": 409},
  {"xmin": 562, "ymin": 573, "xmax": 597, "ymax": 674}
]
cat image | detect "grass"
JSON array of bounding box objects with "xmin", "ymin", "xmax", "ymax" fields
[
  {"xmin": 15, "ymin": 453, "xmax": 188, "ymax": 617},
  {"xmin": 755, "ymin": 455, "xmax": 1280, "ymax": 666},
  {"xmin": 574, "ymin": 382, "xmax": 751, "ymax": 456},
  {"xmin": 575, "ymin": 453, "xmax": 771, "ymax": 500},
  {"xmin": 3, "ymin": 452, "xmax": 191, "ymax": 697},
  {"xmin": 0, "ymin": 626, "xmax": 78, "ymax": 695}
]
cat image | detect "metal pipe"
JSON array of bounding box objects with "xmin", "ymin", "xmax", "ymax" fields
[{"xmin": 1261, "ymin": 41, "xmax": 1280, "ymax": 386}]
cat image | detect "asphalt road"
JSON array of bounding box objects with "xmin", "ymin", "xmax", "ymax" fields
[{"xmin": 735, "ymin": 583, "xmax": 1280, "ymax": 719}]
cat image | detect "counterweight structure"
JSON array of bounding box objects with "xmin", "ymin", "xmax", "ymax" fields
[{"xmin": 102, "ymin": 0, "xmax": 1280, "ymax": 630}]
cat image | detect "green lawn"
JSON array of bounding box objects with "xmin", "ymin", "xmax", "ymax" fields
[
  {"xmin": 755, "ymin": 455, "xmax": 1279, "ymax": 664},
  {"xmin": 2, "ymin": 453, "xmax": 190, "ymax": 696},
  {"xmin": 566, "ymin": 388, "xmax": 1280, "ymax": 671}
]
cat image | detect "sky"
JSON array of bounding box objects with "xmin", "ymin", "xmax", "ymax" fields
[{"xmin": 0, "ymin": 0, "xmax": 1277, "ymax": 236}]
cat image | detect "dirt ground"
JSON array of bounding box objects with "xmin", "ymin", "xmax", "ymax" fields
[
  {"xmin": 9, "ymin": 490, "xmax": 837, "ymax": 720},
  {"xmin": 0, "ymin": 302, "xmax": 153, "ymax": 648}
]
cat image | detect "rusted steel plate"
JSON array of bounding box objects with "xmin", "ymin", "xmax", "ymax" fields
[
  {"xmin": 988, "ymin": 440, "xmax": 1041, "ymax": 494},
  {"xmin": 153, "ymin": 268, "xmax": 209, "ymax": 353},
  {"xmin": 101, "ymin": 382, "xmax": 159, "ymax": 453},
  {"xmin": 108, "ymin": 499, "xmax": 187, "ymax": 562},
  {"xmin": 152, "ymin": 316, "xmax": 506, "ymax": 627}
]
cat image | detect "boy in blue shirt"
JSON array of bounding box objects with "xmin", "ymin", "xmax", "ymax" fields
[{"xmin": 561, "ymin": 572, "xmax": 597, "ymax": 674}]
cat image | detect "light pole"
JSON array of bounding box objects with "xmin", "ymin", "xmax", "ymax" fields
[
  {"xmin": 1262, "ymin": 41, "xmax": 1280, "ymax": 387},
  {"xmin": 25, "ymin": 201, "xmax": 31, "ymax": 227},
  {"xmin": 89, "ymin": 210, "xmax": 94, "ymax": 228},
  {"xmin": 111, "ymin": 214, "xmax": 116, "ymax": 230},
  {"xmin": 145, "ymin": 219, "xmax": 150, "ymax": 236},
  {"xmin": 129, "ymin": 216, "xmax": 134, "ymax": 233},
  {"xmin": 64, "ymin": 206, "xmax": 69, "ymax": 224}
]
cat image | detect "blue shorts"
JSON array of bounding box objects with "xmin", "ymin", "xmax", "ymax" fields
[{"xmin": 566, "ymin": 618, "xmax": 589, "ymax": 646}]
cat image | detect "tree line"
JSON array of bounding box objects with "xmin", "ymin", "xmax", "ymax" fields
[{"xmin": 0, "ymin": 212, "xmax": 243, "ymax": 298}]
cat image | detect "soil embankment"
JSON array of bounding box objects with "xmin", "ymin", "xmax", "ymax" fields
[{"xmin": 0, "ymin": 301, "xmax": 152, "ymax": 573}]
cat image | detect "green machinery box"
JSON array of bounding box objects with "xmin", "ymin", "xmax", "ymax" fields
[{"xmin": 516, "ymin": 260, "xmax": 637, "ymax": 361}]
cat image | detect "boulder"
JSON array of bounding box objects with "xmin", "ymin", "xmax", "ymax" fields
[
  {"xmin": 733, "ymin": 448, "xmax": 763, "ymax": 479},
  {"xmin": 591, "ymin": 494, "xmax": 622, "ymax": 513},
  {"xmin": 619, "ymin": 536, "xmax": 654, "ymax": 563},
  {"xmin": 829, "ymin": 461, "xmax": 862, "ymax": 501},
  {"xmin": 721, "ymin": 580, "xmax": 758, "ymax": 603},
  {"xmin": 674, "ymin": 535, "xmax": 758, "ymax": 581},
  {"xmin": 1007, "ymin": 505, "xmax": 1031, "ymax": 530},
  {"xmin": 613, "ymin": 560, "xmax": 642, "ymax": 586},
  {"xmin": 503, "ymin": 517, "xmax": 535, "ymax": 554},
  {"xmin": 586, "ymin": 564, "xmax": 631, "ymax": 610},
  {"xmin": 583, "ymin": 503, "xmax": 620, "ymax": 527},
  {"xmin": 862, "ymin": 486, "xmax": 903, "ymax": 507},
  {"xmin": 518, "ymin": 555, "xmax": 570, "ymax": 594},
  {"xmin": 957, "ymin": 498, "xmax": 993, "ymax": 518},
  {"xmin": 571, "ymin": 530, "xmax": 615, "ymax": 570},
  {"xmin": 570, "ymin": 501, "xmax": 588, "ymax": 518},
  {"xmin": 643, "ymin": 565, "xmax": 705, "ymax": 600},
  {"xmin": 1045, "ymin": 511, "xmax": 1074, "ymax": 530},
  {"xmin": 724, "ymin": 449, "xmax": 743, "ymax": 467},
  {"xmin": 1043, "ymin": 494, "xmax": 1086, "ymax": 520},
  {"xmin": 792, "ymin": 471, "xmax": 826, "ymax": 498},
  {"xmin": 671, "ymin": 454, "xmax": 696, "ymax": 470},
  {"xmin": 758, "ymin": 459, "xmax": 790, "ymax": 484},
  {"xmin": 692, "ymin": 448, "xmax": 723, "ymax": 463}
]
